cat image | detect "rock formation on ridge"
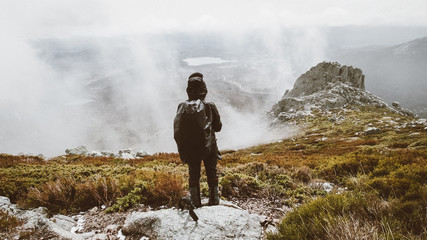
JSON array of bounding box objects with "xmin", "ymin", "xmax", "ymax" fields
[{"xmin": 271, "ymin": 62, "xmax": 414, "ymax": 122}]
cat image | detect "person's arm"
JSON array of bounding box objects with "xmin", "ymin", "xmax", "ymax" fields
[
  {"xmin": 209, "ymin": 103, "xmax": 222, "ymax": 132},
  {"xmin": 174, "ymin": 102, "xmax": 188, "ymax": 162}
]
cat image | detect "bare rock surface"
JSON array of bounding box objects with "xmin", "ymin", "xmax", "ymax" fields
[
  {"xmin": 286, "ymin": 61, "xmax": 365, "ymax": 98},
  {"xmin": 0, "ymin": 196, "xmax": 86, "ymax": 239},
  {"xmin": 122, "ymin": 205, "xmax": 265, "ymax": 240},
  {"xmin": 1, "ymin": 196, "xmax": 271, "ymax": 240}
]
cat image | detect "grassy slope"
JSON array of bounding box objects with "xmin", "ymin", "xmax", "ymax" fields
[{"xmin": 0, "ymin": 106, "xmax": 426, "ymax": 239}]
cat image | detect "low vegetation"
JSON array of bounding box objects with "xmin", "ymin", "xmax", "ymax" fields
[
  {"xmin": 0, "ymin": 209, "xmax": 22, "ymax": 233},
  {"xmin": 1, "ymin": 106, "xmax": 426, "ymax": 238}
]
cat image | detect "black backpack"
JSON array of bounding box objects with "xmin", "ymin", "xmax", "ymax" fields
[{"xmin": 174, "ymin": 99, "xmax": 214, "ymax": 162}]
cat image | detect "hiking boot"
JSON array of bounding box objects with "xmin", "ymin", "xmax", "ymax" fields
[
  {"xmin": 189, "ymin": 187, "xmax": 201, "ymax": 208},
  {"xmin": 208, "ymin": 186, "xmax": 220, "ymax": 206}
]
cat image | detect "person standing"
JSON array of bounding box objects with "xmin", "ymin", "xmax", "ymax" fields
[{"xmin": 174, "ymin": 72, "xmax": 222, "ymax": 207}]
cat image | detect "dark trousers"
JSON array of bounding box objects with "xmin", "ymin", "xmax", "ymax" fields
[{"xmin": 187, "ymin": 153, "xmax": 218, "ymax": 188}]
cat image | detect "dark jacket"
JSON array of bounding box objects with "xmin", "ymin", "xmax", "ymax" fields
[{"xmin": 174, "ymin": 100, "xmax": 221, "ymax": 162}]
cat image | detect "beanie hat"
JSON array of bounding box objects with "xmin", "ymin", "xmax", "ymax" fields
[{"xmin": 187, "ymin": 72, "xmax": 207, "ymax": 100}]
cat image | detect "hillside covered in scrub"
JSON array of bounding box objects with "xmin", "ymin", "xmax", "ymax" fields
[{"xmin": 1, "ymin": 63, "xmax": 426, "ymax": 239}]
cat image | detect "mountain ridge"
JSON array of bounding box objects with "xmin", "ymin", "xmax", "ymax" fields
[{"xmin": 329, "ymin": 36, "xmax": 427, "ymax": 117}]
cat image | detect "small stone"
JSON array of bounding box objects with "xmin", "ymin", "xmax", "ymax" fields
[
  {"xmin": 88, "ymin": 206, "xmax": 98, "ymax": 213},
  {"xmin": 392, "ymin": 101, "xmax": 400, "ymax": 108}
]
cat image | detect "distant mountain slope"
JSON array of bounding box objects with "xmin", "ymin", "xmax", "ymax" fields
[{"xmin": 329, "ymin": 37, "xmax": 427, "ymax": 117}]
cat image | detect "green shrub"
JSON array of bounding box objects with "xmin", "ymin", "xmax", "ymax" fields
[
  {"xmin": 220, "ymin": 173, "xmax": 262, "ymax": 198},
  {"xmin": 105, "ymin": 173, "xmax": 185, "ymax": 212},
  {"xmin": 291, "ymin": 166, "xmax": 312, "ymax": 183},
  {"xmin": 267, "ymin": 192, "xmax": 385, "ymax": 240},
  {"xmin": 80, "ymin": 175, "xmax": 121, "ymax": 208},
  {"xmin": 320, "ymin": 151, "xmax": 381, "ymax": 182},
  {"xmin": 268, "ymin": 188, "xmax": 426, "ymax": 240},
  {"xmin": 106, "ymin": 181, "xmax": 152, "ymax": 213}
]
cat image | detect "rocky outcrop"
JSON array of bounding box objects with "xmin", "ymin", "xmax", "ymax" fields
[
  {"xmin": 0, "ymin": 196, "xmax": 124, "ymax": 239},
  {"xmin": 65, "ymin": 146, "xmax": 149, "ymax": 159},
  {"xmin": 286, "ymin": 62, "xmax": 365, "ymax": 97},
  {"xmin": 0, "ymin": 196, "xmax": 81, "ymax": 239},
  {"xmin": 122, "ymin": 205, "xmax": 264, "ymax": 240},
  {"xmin": 271, "ymin": 62, "xmax": 415, "ymax": 122},
  {"xmin": 1, "ymin": 196, "xmax": 268, "ymax": 240}
]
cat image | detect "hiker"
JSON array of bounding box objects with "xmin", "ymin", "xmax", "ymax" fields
[{"xmin": 174, "ymin": 72, "xmax": 222, "ymax": 208}]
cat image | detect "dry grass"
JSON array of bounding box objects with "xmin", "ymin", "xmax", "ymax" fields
[
  {"xmin": 0, "ymin": 154, "xmax": 45, "ymax": 168},
  {"xmin": 150, "ymin": 172, "xmax": 186, "ymax": 207},
  {"xmin": 0, "ymin": 209, "xmax": 23, "ymax": 233},
  {"xmin": 26, "ymin": 176, "xmax": 79, "ymax": 214},
  {"xmin": 323, "ymin": 215, "xmax": 379, "ymax": 240},
  {"xmin": 83, "ymin": 175, "xmax": 121, "ymax": 207}
]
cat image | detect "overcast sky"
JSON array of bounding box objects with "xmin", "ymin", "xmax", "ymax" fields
[{"xmin": 1, "ymin": 0, "xmax": 427, "ymax": 38}]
